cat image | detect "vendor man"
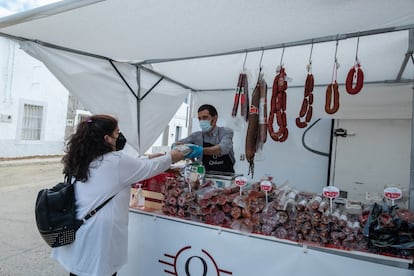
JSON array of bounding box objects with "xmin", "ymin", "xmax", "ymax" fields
[{"xmin": 176, "ymin": 104, "xmax": 235, "ymax": 173}]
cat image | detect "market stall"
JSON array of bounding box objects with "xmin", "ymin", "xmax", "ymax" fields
[{"xmin": 0, "ymin": 0, "xmax": 413, "ymax": 274}]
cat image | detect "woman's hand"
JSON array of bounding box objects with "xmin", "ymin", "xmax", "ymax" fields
[{"xmin": 170, "ymin": 149, "xmax": 185, "ymax": 163}]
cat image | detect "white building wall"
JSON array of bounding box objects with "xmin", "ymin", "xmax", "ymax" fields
[
  {"xmin": 149, "ymin": 102, "xmax": 189, "ymax": 154},
  {"xmin": 0, "ymin": 38, "xmax": 68, "ymax": 158}
]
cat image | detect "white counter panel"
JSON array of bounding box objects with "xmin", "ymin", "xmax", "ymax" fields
[{"xmin": 119, "ymin": 210, "xmax": 413, "ymax": 276}]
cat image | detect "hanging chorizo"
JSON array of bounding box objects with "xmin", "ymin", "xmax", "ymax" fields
[
  {"xmin": 268, "ymin": 67, "xmax": 288, "ymax": 141},
  {"xmin": 295, "ymin": 73, "xmax": 314, "ymax": 129},
  {"xmin": 345, "ymin": 63, "xmax": 364, "ymax": 95},
  {"xmin": 325, "ymin": 81, "xmax": 340, "ymax": 114}
]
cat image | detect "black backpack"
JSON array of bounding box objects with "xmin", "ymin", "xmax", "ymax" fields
[{"xmin": 35, "ymin": 175, "xmax": 114, "ymax": 248}]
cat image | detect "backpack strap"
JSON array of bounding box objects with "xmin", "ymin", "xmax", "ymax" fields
[
  {"xmin": 82, "ymin": 195, "xmax": 115, "ymax": 222},
  {"xmin": 66, "ymin": 173, "xmax": 117, "ymax": 228}
]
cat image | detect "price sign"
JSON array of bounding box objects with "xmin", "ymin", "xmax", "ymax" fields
[
  {"xmin": 234, "ymin": 176, "xmax": 247, "ymax": 187},
  {"xmin": 384, "ymin": 187, "xmax": 402, "ymax": 200},
  {"xmin": 260, "ymin": 180, "xmax": 272, "ymax": 192},
  {"xmin": 322, "ymin": 186, "xmax": 339, "ymax": 199}
]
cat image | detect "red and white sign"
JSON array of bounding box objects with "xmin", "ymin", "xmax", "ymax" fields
[
  {"xmin": 234, "ymin": 176, "xmax": 247, "ymax": 187},
  {"xmin": 260, "ymin": 180, "xmax": 272, "ymax": 192},
  {"xmin": 384, "ymin": 187, "xmax": 402, "ymax": 200},
  {"xmin": 322, "ymin": 186, "xmax": 340, "ymax": 199}
]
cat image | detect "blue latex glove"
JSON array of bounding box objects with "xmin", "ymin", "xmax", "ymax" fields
[{"xmin": 184, "ymin": 144, "xmax": 203, "ymax": 159}]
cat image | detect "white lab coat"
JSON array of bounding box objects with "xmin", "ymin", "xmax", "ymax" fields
[{"xmin": 52, "ymin": 151, "xmax": 171, "ymax": 276}]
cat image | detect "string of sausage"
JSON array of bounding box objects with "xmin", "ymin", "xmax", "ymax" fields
[
  {"xmin": 257, "ymin": 77, "xmax": 268, "ymax": 151},
  {"xmin": 345, "ymin": 62, "xmax": 364, "ymax": 95},
  {"xmin": 268, "ymin": 67, "xmax": 288, "ymax": 142},
  {"xmin": 231, "ymin": 73, "xmax": 249, "ymax": 121},
  {"xmin": 325, "ymin": 61, "xmax": 340, "ymax": 115},
  {"xmin": 245, "ymin": 75, "xmax": 267, "ymax": 178},
  {"xmin": 295, "ymin": 73, "xmax": 314, "ymax": 128}
]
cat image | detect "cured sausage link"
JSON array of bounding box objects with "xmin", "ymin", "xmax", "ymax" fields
[
  {"xmin": 245, "ymin": 78, "xmax": 261, "ymax": 177},
  {"xmin": 240, "ymin": 74, "xmax": 249, "ymax": 121},
  {"xmin": 295, "ymin": 73, "xmax": 314, "ymax": 129},
  {"xmin": 231, "ymin": 74, "xmax": 243, "ymax": 117},
  {"xmin": 257, "ymin": 78, "xmax": 268, "ymax": 151},
  {"xmin": 325, "ymin": 81, "xmax": 340, "ymax": 114},
  {"xmin": 268, "ymin": 67, "xmax": 289, "ymax": 141},
  {"xmin": 345, "ymin": 63, "xmax": 364, "ymax": 95},
  {"xmin": 232, "ymin": 73, "xmax": 249, "ymax": 121}
]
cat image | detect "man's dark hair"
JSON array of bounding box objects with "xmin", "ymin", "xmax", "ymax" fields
[{"xmin": 198, "ymin": 104, "xmax": 218, "ymax": 117}]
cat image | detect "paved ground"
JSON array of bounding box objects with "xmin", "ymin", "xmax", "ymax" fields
[{"xmin": 0, "ymin": 157, "xmax": 68, "ymax": 276}]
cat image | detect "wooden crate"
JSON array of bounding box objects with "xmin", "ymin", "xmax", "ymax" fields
[{"xmin": 130, "ymin": 188, "xmax": 164, "ymax": 210}]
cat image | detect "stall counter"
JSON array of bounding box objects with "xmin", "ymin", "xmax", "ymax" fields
[{"xmin": 119, "ymin": 209, "xmax": 413, "ymax": 276}]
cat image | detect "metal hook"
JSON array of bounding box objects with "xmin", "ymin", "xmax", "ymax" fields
[
  {"xmin": 242, "ymin": 51, "xmax": 248, "ymax": 71},
  {"xmin": 259, "ymin": 49, "xmax": 264, "ymax": 70},
  {"xmin": 307, "ymin": 41, "xmax": 314, "ymax": 73},
  {"xmin": 331, "ymin": 39, "xmax": 340, "ymax": 82},
  {"xmin": 355, "ymin": 33, "xmax": 360, "ymax": 63},
  {"xmin": 334, "ymin": 39, "xmax": 339, "ymax": 63},
  {"xmin": 279, "ymin": 46, "xmax": 285, "ymax": 66},
  {"xmin": 308, "ymin": 41, "xmax": 314, "ymax": 65}
]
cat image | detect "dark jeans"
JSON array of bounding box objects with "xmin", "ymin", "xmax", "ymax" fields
[{"xmin": 70, "ymin": 273, "xmax": 116, "ymax": 276}]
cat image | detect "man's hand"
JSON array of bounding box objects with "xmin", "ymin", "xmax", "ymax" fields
[{"xmin": 185, "ymin": 144, "xmax": 203, "ymax": 159}]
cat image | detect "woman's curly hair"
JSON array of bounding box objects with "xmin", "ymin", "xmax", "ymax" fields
[{"xmin": 62, "ymin": 114, "xmax": 118, "ymax": 182}]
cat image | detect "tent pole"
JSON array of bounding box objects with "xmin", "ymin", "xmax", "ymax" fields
[
  {"xmin": 136, "ymin": 66, "xmax": 141, "ymax": 153},
  {"xmin": 396, "ymin": 28, "xmax": 414, "ymax": 81},
  {"xmin": 108, "ymin": 60, "xmax": 138, "ymax": 100},
  {"xmin": 138, "ymin": 65, "xmax": 194, "ymax": 91},
  {"xmin": 410, "ymin": 82, "xmax": 414, "ymax": 210},
  {"xmin": 140, "ymin": 77, "xmax": 164, "ymax": 101}
]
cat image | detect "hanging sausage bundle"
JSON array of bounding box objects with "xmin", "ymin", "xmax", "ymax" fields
[
  {"xmin": 296, "ymin": 56, "xmax": 315, "ymax": 128},
  {"xmin": 345, "ymin": 63, "xmax": 363, "ymax": 95},
  {"xmin": 346, "ymin": 37, "xmax": 364, "ymax": 95},
  {"xmin": 268, "ymin": 66, "xmax": 288, "ymax": 142},
  {"xmin": 245, "ymin": 72, "xmax": 267, "ymax": 178},
  {"xmin": 325, "ymin": 41, "xmax": 340, "ymax": 115},
  {"xmin": 231, "ymin": 73, "xmax": 249, "ymax": 121}
]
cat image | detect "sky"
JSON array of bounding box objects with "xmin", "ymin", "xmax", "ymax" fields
[{"xmin": 0, "ymin": 0, "xmax": 61, "ymax": 17}]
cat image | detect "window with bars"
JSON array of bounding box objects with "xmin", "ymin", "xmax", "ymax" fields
[{"xmin": 21, "ymin": 104, "xmax": 44, "ymax": 140}]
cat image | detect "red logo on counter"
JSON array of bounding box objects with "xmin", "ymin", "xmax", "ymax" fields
[{"xmin": 159, "ymin": 246, "xmax": 233, "ymax": 275}]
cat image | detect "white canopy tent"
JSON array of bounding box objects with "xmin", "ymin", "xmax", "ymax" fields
[{"xmin": 0, "ymin": 0, "xmax": 413, "ymax": 203}]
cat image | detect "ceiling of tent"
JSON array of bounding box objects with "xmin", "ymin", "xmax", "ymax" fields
[{"xmin": 0, "ymin": 0, "xmax": 412, "ymax": 91}]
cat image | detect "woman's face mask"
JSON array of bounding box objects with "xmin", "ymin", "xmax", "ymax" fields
[
  {"xmin": 115, "ymin": 132, "xmax": 127, "ymax": 151},
  {"xmin": 199, "ymin": 120, "xmax": 212, "ymax": 133}
]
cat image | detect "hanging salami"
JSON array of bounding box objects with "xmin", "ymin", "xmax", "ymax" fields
[
  {"xmin": 268, "ymin": 66, "xmax": 288, "ymax": 142},
  {"xmin": 245, "ymin": 79, "xmax": 259, "ymax": 177},
  {"xmin": 231, "ymin": 73, "xmax": 249, "ymax": 121}
]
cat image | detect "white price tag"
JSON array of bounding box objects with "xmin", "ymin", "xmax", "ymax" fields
[
  {"xmin": 322, "ymin": 186, "xmax": 339, "ymax": 199},
  {"xmin": 234, "ymin": 176, "xmax": 247, "ymax": 187},
  {"xmin": 260, "ymin": 180, "xmax": 272, "ymax": 192},
  {"xmin": 384, "ymin": 187, "xmax": 402, "ymax": 200}
]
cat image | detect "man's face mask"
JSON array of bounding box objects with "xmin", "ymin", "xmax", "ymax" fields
[
  {"xmin": 199, "ymin": 120, "xmax": 212, "ymax": 133},
  {"xmin": 115, "ymin": 132, "xmax": 127, "ymax": 151}
]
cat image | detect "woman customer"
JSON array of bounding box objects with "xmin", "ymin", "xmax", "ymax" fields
[{"xmin": 52, "ymin": 114, "xmax": 186, "ymax": 276}]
